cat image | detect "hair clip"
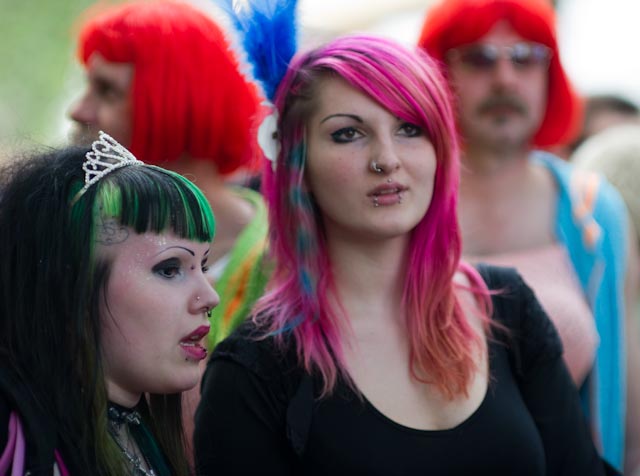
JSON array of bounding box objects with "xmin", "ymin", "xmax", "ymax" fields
[
  {"xmin": 72, "ymin": 131, "xmax": 143, "ymax": 204},
  {"xmin": 257, "ymin": 103, "xmax": 280, "ymax": 168}
]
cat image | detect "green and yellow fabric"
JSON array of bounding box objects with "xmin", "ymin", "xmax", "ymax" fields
[{"xmin": 207, "ymin": 187, "xmax": 271, "ymax": 349}]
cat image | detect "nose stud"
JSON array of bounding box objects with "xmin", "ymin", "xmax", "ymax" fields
[
  {"xmin": 370, "ymin": 160, "xmax": 384, "ymax": 174},
  {"xmin": 196, "ymin": 296, "xmax": 201, "ymax": 301}
]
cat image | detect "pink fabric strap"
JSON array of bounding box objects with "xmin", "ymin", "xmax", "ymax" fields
[
  {"xmin": 0, "ymin": 411, "xmax": 25, "ymax": 475},
  {"xmin": 55, "ymin": 449, "xmax": 70, "ymax": 476},
  {"xmin": 0, "ymin": 411, "xmax": 70, "ymax": 475}
]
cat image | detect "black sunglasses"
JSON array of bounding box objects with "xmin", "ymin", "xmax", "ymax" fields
[{"xmin": 447, "ymin": 42, "xmax": 552, "ymax": 70}]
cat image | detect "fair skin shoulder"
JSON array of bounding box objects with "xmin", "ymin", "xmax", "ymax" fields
[
  {"xmin": 458, "ymin": 158, "xmax": 557, "ymax": 255},
  {"xmin": 98, "ymin": 225, "xmax": 219, "ymax": 407},
  {"xmin": 305, "ymin": 77, "xmax": 488, "ymax": 430}
]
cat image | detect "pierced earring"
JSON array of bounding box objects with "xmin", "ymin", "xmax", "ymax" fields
[{"xmin": 370, "ymin": 160, "xmax": 384, "ymax": 174}]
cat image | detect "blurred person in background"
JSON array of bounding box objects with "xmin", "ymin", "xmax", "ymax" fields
[
  {"xmin": 573, "ymin": 124, "xmax": 640, "ymax": 475},
  {"xmin": 569, "ymin": 94, "xmax": 640, "ymax": 154},
  {"xmin": 573, "ymin": 123, "xmax": 640, "ymax": 317},
  {"xmin": 419, "ymin": 0, "xmax": 640, "ymax": 472}
]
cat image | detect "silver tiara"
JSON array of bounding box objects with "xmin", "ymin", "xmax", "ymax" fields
[{"xmin": 72, "ymin": 131, "xmax": 144, "ymax": 203}]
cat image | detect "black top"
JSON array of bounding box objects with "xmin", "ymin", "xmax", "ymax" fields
[{"xmin": 194, "ymin": 265, "xmax": 608, "ymax": 476}]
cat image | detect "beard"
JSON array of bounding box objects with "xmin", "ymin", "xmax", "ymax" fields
[
  {"xmin": 68, "ymin": 123, "xmax": 99, "ymax": 146},
  {"xmin": 458, "ymin": 101, "xmax": 538, "ymax": 156}
]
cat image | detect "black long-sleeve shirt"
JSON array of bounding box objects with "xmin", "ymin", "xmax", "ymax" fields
[{"xmin": 194, "ymin": 265, "xmax": 608, "ymax": 475}]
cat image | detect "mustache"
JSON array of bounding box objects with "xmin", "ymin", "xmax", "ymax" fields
[{"xmin": 477, "ymin": 95, "xmax": 528, "ymax": 116}]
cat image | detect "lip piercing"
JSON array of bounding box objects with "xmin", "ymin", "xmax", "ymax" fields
[
  {"xmin": 386, "ymin": 178, "xmax": 392, "ymax": 183},
  {"xmin": 373, "ymin": 196, "xmax": 379, "ymax": 207},
  {"xmin": 370, "ymin": 160, "xmax": 384, "ymax": 174}
]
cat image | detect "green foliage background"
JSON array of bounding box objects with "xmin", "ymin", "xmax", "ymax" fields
[{"xmin": 0, "ymin": 0, "xmax": 104, "ymax": 157}]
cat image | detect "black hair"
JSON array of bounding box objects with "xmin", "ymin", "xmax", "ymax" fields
[{"xmin": 0, "ymin": 146, "xmax": 214, "ymax": 475}]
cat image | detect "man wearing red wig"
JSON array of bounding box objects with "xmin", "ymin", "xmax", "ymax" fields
[
  {"xmin": 69, "ymin": 0, "xmax": 269, "ymax": 343},
  {"xmin": 419, "ymin": 0, "xmax": 640, "ymax": 473},
  {"xmin": 68, "ymin": 0, "xmax": 270, "ymax": 456}
]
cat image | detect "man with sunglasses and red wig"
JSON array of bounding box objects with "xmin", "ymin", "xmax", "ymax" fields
[{"xmin": 419, "ymin": 0, "xmax": 640, "ymax": 473}]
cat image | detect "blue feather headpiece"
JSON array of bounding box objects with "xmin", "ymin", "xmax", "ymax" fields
[{"xmin": 216, "ymin": 0, "xmax": 299, "ymax": 102}]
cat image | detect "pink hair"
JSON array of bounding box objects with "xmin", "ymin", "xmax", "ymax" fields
[
  {"xmin": 418, "ymin": 0, "xmax": 584, "ymax": 148},
  {"xmin": 76, "ymin": 1, "xmax": 260, "ymax": 174},
  {"xmin": 255, "ymin": 35, "xmax": 492, "ymax": 399}
]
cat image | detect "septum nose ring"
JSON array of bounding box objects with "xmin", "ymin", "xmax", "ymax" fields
[
  {"xmin": 197, "ymin": 296, "xmax": 213, "ymax": 317},
  {"xmin": 370, "ymin": 160, "xmax": 384, "ymax": 174}
]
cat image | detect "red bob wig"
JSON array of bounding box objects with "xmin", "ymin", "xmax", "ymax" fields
[
  {"xmin": 77, "ymin": 1, "xmax": 260, "ymax": 174},
  {"xmin": 418, "ymin": 0, "xmax": 583, "ymax": 148}
]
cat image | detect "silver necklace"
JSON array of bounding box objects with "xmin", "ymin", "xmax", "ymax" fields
[{"xmin": 107, "ymin": 406, "xmax": 156, "ymax": 476}]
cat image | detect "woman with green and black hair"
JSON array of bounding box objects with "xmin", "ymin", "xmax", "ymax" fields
[{"xmin": 0, "ymin": 133, "xmax": 218, "ymax": 475}]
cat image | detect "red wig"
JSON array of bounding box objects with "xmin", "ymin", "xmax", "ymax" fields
[
  {"xmin": 77, "ymin": 1, "xmax": 261, "ymax": 174},
  {"xmin": 418, "ymin": 0, "xmax": 583, "ymax": 148}
]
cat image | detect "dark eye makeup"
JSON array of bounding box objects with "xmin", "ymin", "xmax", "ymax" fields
[
  {"xmin": 152, "ymin": 258, "xmax": 182, "ymax": 279},
  {"xmin": 330, "ymin": 127, "xmax": 361, "ymax": 143}
]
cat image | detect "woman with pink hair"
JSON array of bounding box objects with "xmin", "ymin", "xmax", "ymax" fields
[{"xmin": 192, "ymin": 29, "xmax": 607, "ymax": 475}]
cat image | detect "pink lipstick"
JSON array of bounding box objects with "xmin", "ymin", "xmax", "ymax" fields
[{"xmin": 368, "ymin": 182, "xmax": 407, "ymax": 207}]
